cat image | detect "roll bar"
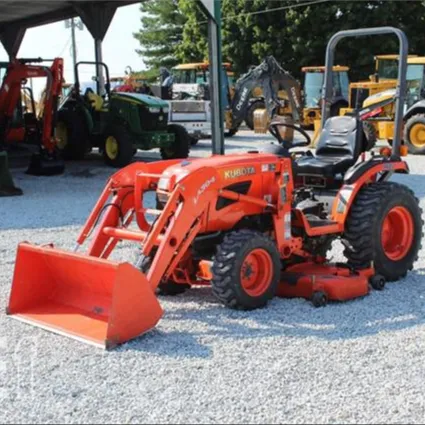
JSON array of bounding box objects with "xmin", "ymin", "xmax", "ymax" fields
[
  {"xmin": 320, "ymin": 27, "xmax": 408, "ymax": 159},
  {"xmin": 74, "ymin": 61, "xmax": 111, "ymax": 97}
]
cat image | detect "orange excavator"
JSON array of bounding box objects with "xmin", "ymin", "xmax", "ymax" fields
[
  {"xmin": 0, "ymin": 57, "xmax": 64, "ymax": 176},
  {"xmin": 6, "ymin": 27, "xmax": 422, "ymax": 349}
]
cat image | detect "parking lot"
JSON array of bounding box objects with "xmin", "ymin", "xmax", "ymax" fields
[{"xmin": 1, "ymin": 130, "xmax": 425, "ymax": 424}]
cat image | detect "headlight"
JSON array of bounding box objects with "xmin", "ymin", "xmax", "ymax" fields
[
  {"xmin": 148, "ymin": 107, "xmax": 160, "ymax": 113},
  {"xmin": 162, "ymin": 107, "xmax": 169, "ymax": 114}
]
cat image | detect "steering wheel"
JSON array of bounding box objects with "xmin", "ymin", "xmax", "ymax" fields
[
  {"xmin": 268, "ymin": 119, "xmax": 312, "ymax": 151},
  {"xmin": 84, "ymin": 87, "xmax": 94, "ymax": 99}
]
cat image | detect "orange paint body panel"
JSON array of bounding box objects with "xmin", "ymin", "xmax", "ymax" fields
[
  {"xmin": 7, "ymin": 153, "xmax": 405, "ymax": 348},
  {"xmin": 8, "ymin": 243, "xmax": 163, "ymax": 349},
  {"xmin": 277, "ymin": 263, "xmax": 372, "ymax": 302}
]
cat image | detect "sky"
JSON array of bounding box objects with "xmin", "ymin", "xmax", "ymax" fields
[{"xmin": 0, "ymin": 3, "xmax": 145, "ymax": 96}]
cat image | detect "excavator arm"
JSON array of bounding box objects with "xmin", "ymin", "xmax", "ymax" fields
[
  {"xmin": 40, "ymin": 58, "xmax": 64, "ymax": 152},
  {"xmin": 230, "ymin": 56, "xmax": 303, "ymax": 129}
]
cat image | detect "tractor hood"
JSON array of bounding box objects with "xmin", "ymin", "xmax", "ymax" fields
[
  {"xmin": 157, "ymin": 152, "xmax": 280, "ymax": 192},
  {"xmin": 363, "ymin": 89, "xmax": 396, "ymax": 108},
  {"xmin": 112, "ymin": 92, "xmax": 169, "ymax": 108}
]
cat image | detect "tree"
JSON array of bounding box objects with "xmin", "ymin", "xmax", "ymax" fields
[
  {"xmin": 176, "ymin": 0, "xmax": 209, "ymax": 63},
  {"xmin": 283, "ymin": 0, "xmax": 425, "ymax": 80},
  {"xmin": 134, "ymin": 0, "xmax": 425, "ymax": 83},
  {"xmin": 133, "ymin": 0, "xmax": 186, "ymax": 70},
  {"xmin": 222, "ymin": 0, "xmax": 295, "ymax": 76}
]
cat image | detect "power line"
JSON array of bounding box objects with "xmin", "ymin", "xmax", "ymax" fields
[
  {"xmin": 201, "ymin": 0, "xmax": 332, "ymax": 24},
  {"xmin": 141, "ymin": 0, "xmax": 331, "ymax": 34},
  {"xmin": 58, "ymin": 36, "xmax": 71, "ymax": 58}
]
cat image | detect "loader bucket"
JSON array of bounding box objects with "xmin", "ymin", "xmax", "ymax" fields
[{"xmin": 7, "ymin": 243, "xmax": 163, "ymax": 349}]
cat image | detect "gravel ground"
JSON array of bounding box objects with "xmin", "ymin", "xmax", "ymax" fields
[{"xmin": 1, "ymin": 130, "xmax": 425, "ymax": 424}]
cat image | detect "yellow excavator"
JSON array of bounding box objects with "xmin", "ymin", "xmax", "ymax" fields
[
  {"xmin": 359, "ymin": 56, "xmax": 425, "ymax": 154},
  {"xmin": 224, "ymin": 56, "xmax": 307, "ymax": 143},
  {"xmin": 240, "ymin": 65, "xmax": 350, "ymax": 131},
  {"xmin": 248, "ymin": 62, "xmax": 351, "ymax": 145},
  {"xmin": 300, "ymin": 65, "xmax": 350, "ymax": 128},
  {"xmin": 340, "ymin": 54, "xmax": 417, "ymax": 116},
  {"xmin": 312, "ymin": 54, "xmax": 417, "ymax": 146}
]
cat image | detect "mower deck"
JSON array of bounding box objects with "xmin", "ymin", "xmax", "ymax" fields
[{"xmin": 277, "ymin": 263, "xmax": 376, "ymax": 307}]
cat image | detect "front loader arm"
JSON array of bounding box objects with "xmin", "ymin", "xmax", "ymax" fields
[
  {"xmin": 74, "ymin": 161, "xmax": 219, "ymax": 290},
  {"xmin": 137, "ymin": 166, "xmax": 220, "ymax": 289}
]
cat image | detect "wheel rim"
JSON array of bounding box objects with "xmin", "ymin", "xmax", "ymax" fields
[
  {"xmin": 409, "ymin": 123, "xmax": 425, "ymax": 147},
  {"xmin": 381, "ymin": 206, "xmax": 414, "ymax": 261},
  {"xmin": 55, "ymin": 122, "xmax": 68, "ymax": 150},
  {"xmin": 240, "ymin": 248, "xmax": 273, "ymax": 296},
  {"xmin": 105, "ymin": 136, "xmax": 119, "ymax": 160}
]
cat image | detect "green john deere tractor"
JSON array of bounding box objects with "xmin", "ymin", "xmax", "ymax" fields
[{"xmin": 56, "ymin": 61, "xmax": 190, "ymax": 167}]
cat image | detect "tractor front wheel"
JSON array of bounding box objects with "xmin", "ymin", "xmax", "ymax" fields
[
  {"xmin": 343, "ymin": 182, "xmax": 423, "ymax": 281},
  {"xmin": 211, "ymin": 230, "xmax": 281, "ymax": 310},
  {"xmin": 103, "ymin": 125, "xmax": 134, "ymax": 168},
  {"xmin": 404, "ymin": 114, "xmax": 425, "ymax": 154},
  {"xmin": 161, "ymin": 124, "xmax": 190, "ymax": 160}
]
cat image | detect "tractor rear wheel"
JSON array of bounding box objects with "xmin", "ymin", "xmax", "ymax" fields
[
  {"xmin": 102, "ymin": 125, "xmax": 134, "ymax": 168},
  {"xmin": 404, "ymin": 114, "xmax": 425, "ymax": 154},
  {"xmin": 190, "ymin": 136, "xmax": 199, "ymax": 146},
  {"xmin": 55, "ymin": 109, "xmax": 89, "ymax": 160},
  {"xmin": 161, "ymin": 124, "xmax": 190, "ymax": 160},
  {"xmin": 343, "ymin": 182, "xmax": 423, "ymax": 281},
  {"xmin": 211, "ymin": 230, "xmax": 281, "ymax": 310}
]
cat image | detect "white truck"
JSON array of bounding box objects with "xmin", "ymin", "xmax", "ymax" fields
[{"xmin": 167, "ymin": 99, "xmax": 213, "ymax": 144}]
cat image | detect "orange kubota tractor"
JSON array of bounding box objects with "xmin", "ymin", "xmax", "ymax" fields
[
  {"xmin": 0, "ymin": 57, "xmax": 64, "ymax": 175},
  {"xmin": 7, "ymin": 28, "xmax": 423, "ymax": 349}
]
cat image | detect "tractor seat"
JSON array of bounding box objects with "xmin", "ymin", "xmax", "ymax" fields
[
  {"xmin": 295, "ymin": 116, "xmax": 362, "ymax": 178},
  {"xmin": 85, "ymin": 89, "xmax": 105, "ymax": 111}
]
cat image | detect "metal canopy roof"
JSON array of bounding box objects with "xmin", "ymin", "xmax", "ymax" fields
[{"xmin": 0, "ymin": 1, "xmax": 139, "ymax": 56}]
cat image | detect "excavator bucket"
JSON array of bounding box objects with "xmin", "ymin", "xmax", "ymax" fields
[
  {"xmin": 311, "ymin": 119, "xmax": 322, "ymax": 147},
  {"xmin": 7, "ymin": 243, "xmax": 163, "ymax": 349},
  {"xmin": 0, "ymin": 151, "xmax": 23, "ymax": 197}
]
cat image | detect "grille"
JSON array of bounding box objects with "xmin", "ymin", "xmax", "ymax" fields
[
  {"xmin": 139, "ymin": 105, "xmax": 168, "ymax": 131},
  {"xmin": 171, "ymin": 101, "xmax": 206, "ymax": 113}
]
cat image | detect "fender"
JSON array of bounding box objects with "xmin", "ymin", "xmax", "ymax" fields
[
  {"xmin": 331, "ymin": 160, "xmax": 409, "ymax": 224},
  {"xmin": 343, "ymin": 157, "xmax": 409, "ymax": 185},
  {"xmin": 404, "ymin": 100, "xmax": 425, "ymax": 121}
]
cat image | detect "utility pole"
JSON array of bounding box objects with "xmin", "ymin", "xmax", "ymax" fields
[
  {"xmin": 71, "ymin": 18, "xmax": 77, "ymax": 71},
  {"xmin": 198, "ymin": 0, "xmax": 224, "ymax": 155},
  {"xmin": 65, "ymin": 18, "xmax": 84, "ymax": 76}
]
